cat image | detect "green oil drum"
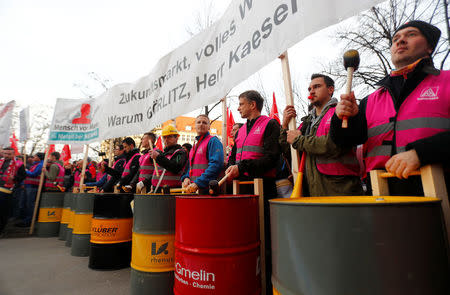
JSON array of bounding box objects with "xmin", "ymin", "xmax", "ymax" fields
[
  {"xmin": 270, "ymin": 196, "xmax": 450, "ymax": 295},
  {"xmin": 36, "ymin": 192, "xmax": 65, "ymax": 237},
  {"xmin": 71, "ymin": 193, "xmax": 94, "ymax": 257},
  {"xmin": 58, "ymin": 193, "xmax": 73, "ymax": 241},
  {"xmin": 130, "ymin": 194, "xmax": 176, "ymax": 295}
]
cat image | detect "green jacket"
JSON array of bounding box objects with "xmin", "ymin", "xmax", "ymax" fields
[{"xmin": 280, "ymin": 99, "xmax": 362, "ymax": 196}]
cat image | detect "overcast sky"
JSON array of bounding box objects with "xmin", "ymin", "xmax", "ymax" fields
[{"xmin": 0, "ymin": 0, "xmax": 346, "ymax": 117}]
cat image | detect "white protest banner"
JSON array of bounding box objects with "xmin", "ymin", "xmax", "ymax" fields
[
  {"xmin": 49, "ymin": 0, "xmax": 383, "ymax": 144},
  {"xmin": 19, "ymin": 106, "xmax": 30, "ymax": 142},
  {"xmin": 0, "ymin": 100, "xmax": 16, "ymax": 147}
]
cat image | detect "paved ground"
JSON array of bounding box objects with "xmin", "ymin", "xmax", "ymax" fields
[{"xmin": 0, "ymin": 224, "xmax": 131, "ymax": 295}]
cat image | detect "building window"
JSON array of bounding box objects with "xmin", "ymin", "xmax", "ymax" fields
[
  {"xmin": 211, "ymin": 128, "xmax": 217, "ymax": 134},
  {"xmin": 186, "ymin": 126, "xmax": 192, "ymax": 131}
]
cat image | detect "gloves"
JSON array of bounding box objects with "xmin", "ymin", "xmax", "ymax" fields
[{"xmin": 136, "ymin": 181, "xmax": 144, "ymax": 191}]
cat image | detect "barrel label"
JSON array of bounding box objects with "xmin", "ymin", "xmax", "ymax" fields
[
  {"xmin": 37, "ymin": 208, "xmax": 62, "ymax": 223},
  {"xmin": 60, "ymin": 208, "xmax": 71, "ymax": 224},
  {"xmin": 175, "ymin": 262, "xmax": 216, "ymax": 290},
  {"xmin": 131, "ymin": 233, "xmax": 175, "ymax": 272},
  {"xmin": 73, "ymin": 213, "xmax": 93, "ymax": 234},
  {"xmin": 90, "ymin": 218, "xmax": 132, "ymax": 244}
]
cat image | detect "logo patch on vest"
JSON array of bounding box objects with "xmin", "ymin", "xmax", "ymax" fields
[
  {"xmin": 418, "ymin": 87, "xmax": 439, "ymax": 100},
  {"xmin": 253, "ymin": 126, "xmax": 262, "ymax": 135}
]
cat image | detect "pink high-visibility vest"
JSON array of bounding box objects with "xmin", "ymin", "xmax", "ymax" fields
[
  {"xmin": 365, "ymin": 71, "xmax": 450, "ymax": 172},
  {"xmin": 24, "ymin": 162, "xmax": 41, "ymax": 186},
  {"xmin": 151, "ymin": 149, "xmax": 185, "ymax": 188},
  {"xmin": 45, "ymin": 163, "xmax": 65, "ymax": 189},
  {"xmin": 107, "ymin": 158, "xmax": 125, "ymax": 181},
  {"xmin": 138, "ymin": 152, "xmax": 155, "ymax": 182},
  {"xmin": 235, "ymin": 116, "xmax": 276, "ymax": 178},
  {"xmin": 189, "ymin": 134, "xmax": 212, "ymax": 181},
  {"xmin": 73, "ymin": 170, "xmax": 81, "ymax": 187},
  {"xmin": 121, "ymin": 153, "xmax": 141, "ymax": 178},
  {"xmin": 315, "ymin": 107, "xmax": 360, "ymax": 176}
]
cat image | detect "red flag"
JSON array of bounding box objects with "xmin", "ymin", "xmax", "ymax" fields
[
  {"xmin": 270, "ymin": 92, "xmax": 280, "ymax": 124},
  {"xmin": 46, "ymin": 144, "xmax": 55, "ymax": 154},
  {"xmin": 227, "ymin": 108, "xmax": 235, "ymax": 138},
  {"xmin": 155, "ymin": 136, "xmax": 163, "ymax": 150},
  {"xmin": 61, "ymin": 144, "xmax": 71, "ymax": 164},
  {"xmin": 9, "ymin": 132, "xmax": 19, "ymax": 156}
]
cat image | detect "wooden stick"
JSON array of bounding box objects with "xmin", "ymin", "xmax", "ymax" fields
[
  {"xmin": 279, "ymin": 51, "xmax": 300, "ymax": 181},
  {"xmin": 148, "ymin": 138, "xmax": 159, "ymax": 176},
  {"xmin": 253, "ymin": 178, "xmax": 266, "ymax": 295},
  {"xmin": 29, "ymin": 146, "xmax": 50, "ymax": 234},
  {"xmin": 170, "ymin": 187, "xmax": 186, "ymax": 194},
  {"xmin": 222, "ymin": 97, "xmax": 227, "ymax": 160},
  {"xmin": 108, "ymin": 139, "xmax": 114, "ymax": 167},
  {"xmin": 342, "ymin": 67, "xmax": 355, "ymax": 128},
  {"xmin": 78, "ymin": 144, "xmax": 89, "ymax": 193}
]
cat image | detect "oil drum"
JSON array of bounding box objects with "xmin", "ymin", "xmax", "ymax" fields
[
  {"xmin": 71, "ymin": 193, "xmax": 94, "ymax": 257},
  {"xmin": 59, "ymin": 192, "xmax": 73, "ymax": 241},
  {"xmin": 174, "ymin": 195, "xmax": 261, "ymax": 295},
  {"xmin": 65, "ymin": 193, "xmax": 77, "ymax": 247},
  {"xmin": 270, "ymin": 196, "xmax": 450, "ymax": 295},
  {"xmin": 130, "ymin": 194, "xmax": 176, "ymax": 295},
  {"xmin": 89, "ymin": 193, "xmax": 134, "ymax": 270},
  {"xmin": 36, "ymin": 192, "xmax": 64, "ymax": 237}
]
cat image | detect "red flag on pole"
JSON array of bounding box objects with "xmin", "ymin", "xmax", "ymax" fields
[
  {"xmin": 270, "ymin": 92, "xmax": 281, "ymax": 124},
  {"xmin": 155, "ymin": 136, "xmax": 163, "ymax": 151},
  {"xmin": 61, "ymin": 144, "xmax": 71, "ymax": 165},
  {"xmin": 227, "ymin": 108, "xmax": 235, "ymax": 138},
  {"xmin": 46, "ymin": 144, "xmax": 55, "ymax": 154},
  {"xmin": 9, "ymin": 132, "xmax": 19, "ymax": 156}
]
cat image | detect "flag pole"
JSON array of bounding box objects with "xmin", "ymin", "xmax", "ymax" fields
[
  {"xmin": 29, "ymin": 146, "xmax": 50, "ymax": 234},
  {"xmin": 108, "ymin": 139, "xmax": 114, "ymax": 167},
  {"xmin": 221, "ymin": 97, "xmax": 227, "ymax": 160},
  {"xmin": 79, "ymin": 144, "xmax": 89, "ymax": 193},
  {"xmin": 279, "ymin": 51, "xmax": 300, "ymax": 180}
]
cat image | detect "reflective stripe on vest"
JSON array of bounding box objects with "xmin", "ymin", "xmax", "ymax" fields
[
  {"xmin": 189, "ymin": 135, "xmax": 212, "ymax": 181},
  {"xmin": 24, "ymin": 162, "xmax": 41, "ymax": 186},
  {"xmin": 315, "ymin": 107, "xmax": 360, "ymax": 176},
  {"xmin": 138, "ymin": 153, "xmax": 154, "ymax": 182},
  {"xmin": 235, "ymin": 116, "xmax": 276, "ymax": 178},
  {"xmin": 151, "ymin": 149, "xmax": 185, "ymax": 187},
  {"xmin": 122, "ymin": 153, "xmax": 141, "ymax": 178},
  {"xmin": 45, "ymin": 163, "xmax": 65, "ymax": 188},
  {"xmin": 365, "ymin": 71, "xmax": 450, "ymax": 172}
]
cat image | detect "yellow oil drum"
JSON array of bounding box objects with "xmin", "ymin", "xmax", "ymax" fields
[
  {"xmin": 65, "ymin": 193, "xmax": 77, "ymax": 247},
  {"xmin": 36, "ymin": 192, "xmax": 64, "ymax": 237},
  {"xmin": 270, "ymin": 196, "xmax": 450, "ymax": 295},
  {"xmin": 59, "ymin": 193, "xmax": 73, "ymax": 241},
  {"xmin": 130, "ymin": 194, "xmax": 176, "ymax": 295},
  {"xmin": 71, "ymin": 193, "xmax": 94, "ymax": 257}
]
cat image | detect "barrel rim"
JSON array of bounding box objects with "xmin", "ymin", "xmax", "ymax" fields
[
  {"xmin": 269, "ymin": 196, "xmax": 441, "ymax": 206},
  {"xmin": 175, "ymin": 194, "xmax": 258, "ymax": 200}
]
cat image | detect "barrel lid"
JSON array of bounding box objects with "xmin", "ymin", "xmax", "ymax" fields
[
  {"xmin": 176, "ymin": 194, "xmax": 258, "ymax": 200},
  {"xmin": 269, "ymin": 196, "xmax": 441, "ymax": 205}
]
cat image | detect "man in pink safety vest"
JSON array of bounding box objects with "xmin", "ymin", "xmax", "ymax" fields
[
  {"xmin": 280, "ymin": 74, "xmax": 363, "ymax": 197},
  {"xmin": 115, "ymin": 137, "xmax": 140, "ymax": 192},
  {"xmin": 332, "ymin": 20, "xmax": 449, "ymax": 195},
  {"xmin": 133, "ymin": 132, "xmax": 157, "ymax": 193},
  {"xmin": 43, "ymin": 152, "xmax": 65, "ymax": 191}
]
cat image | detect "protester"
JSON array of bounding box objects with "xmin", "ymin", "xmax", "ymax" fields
[
  {"xmin": 150, "ymin": 125, "xmax": 188, "ymax": 192},
  {"xmin": 84, "ymin": 160, "xmax": 108, "ymax": 190},
  {"xmin": 115, "ymin": 137, "xmax": 140, "ymax": 192},
  {"xmin": 181, "ymin": 143, "xmax": 192, "ymax": 154},
  {"xmin": 0, "ymin": 147, "xmax": 26, "ymax": 235},
  {"xmin": 226, "ymin": 90, "xmax": 280, "ymax": 295},
  {"xmin": 102, "ymin": 144, "xmax": 126, "ymax": 192},
  {"xmin": 280, "ymin": 74, "xmax": 362, "ymax": 196},
  {"xmin": 331, "ymin": 20, "xmax": 449, "ymax": 195},
  {"xmin": 15, "ymin": 153, "xmax": 44, "ymax": 227},
  {"xmin": 182, "ymin": 115, "xmax": 224, "ymax": 194},
  {"xmin": 43, "ymin": 152, "xmax": 65, "ymax": 191},
  {"xmin": 133, "ymin": 132, "xmax": 157, "ymax": 193}
]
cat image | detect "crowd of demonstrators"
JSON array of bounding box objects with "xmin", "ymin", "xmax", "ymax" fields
[{"xmin": 182, "ymin": 114, "xmax": 224, "ymax": 194}]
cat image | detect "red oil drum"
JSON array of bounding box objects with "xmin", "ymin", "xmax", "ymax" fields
[{"xmin": 174, "ymin": 195, "xmax": 261, "ymax": 295}]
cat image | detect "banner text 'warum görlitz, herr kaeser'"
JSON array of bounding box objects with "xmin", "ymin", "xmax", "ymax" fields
[{"xmin": 48, "ymin": 0, "xmax": 383, "ymax": 144}]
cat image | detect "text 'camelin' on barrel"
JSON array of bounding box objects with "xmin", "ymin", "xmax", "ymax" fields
[
  {"xmin": 89, "ymin": 193, "xmax": 134, "ymax": 270},
  {"xmin": 270, "ymin": 196, "xmax": 450, "ymax": 295},
  {"xmin": 175, "ymin": 195, "xmax": 261, "ymax": 295},
  {"xmin": 36, "ymin": 191, "xmax": 65, "ymax": 237},
  {"xmin": 130, "ymin": 193, "xmax": 177, "ymax": 295}
]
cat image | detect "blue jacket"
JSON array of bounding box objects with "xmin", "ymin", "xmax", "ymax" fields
[
  {"xmin": 85, "ymin": 174, "xmax": 107, "ymax": 188},
  {"xmin": 181, "ymin": 133, "xmax": 224, "ymax": 189}
]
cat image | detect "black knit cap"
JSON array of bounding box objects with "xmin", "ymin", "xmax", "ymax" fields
[{"xmin": 394, "ymin": 20, "xmax": 441, "ymax": 53}]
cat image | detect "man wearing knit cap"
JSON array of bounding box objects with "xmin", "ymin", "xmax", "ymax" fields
[{"xmin": 330, "ymin": 20, "xmax": 449, "ymax": 195}]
